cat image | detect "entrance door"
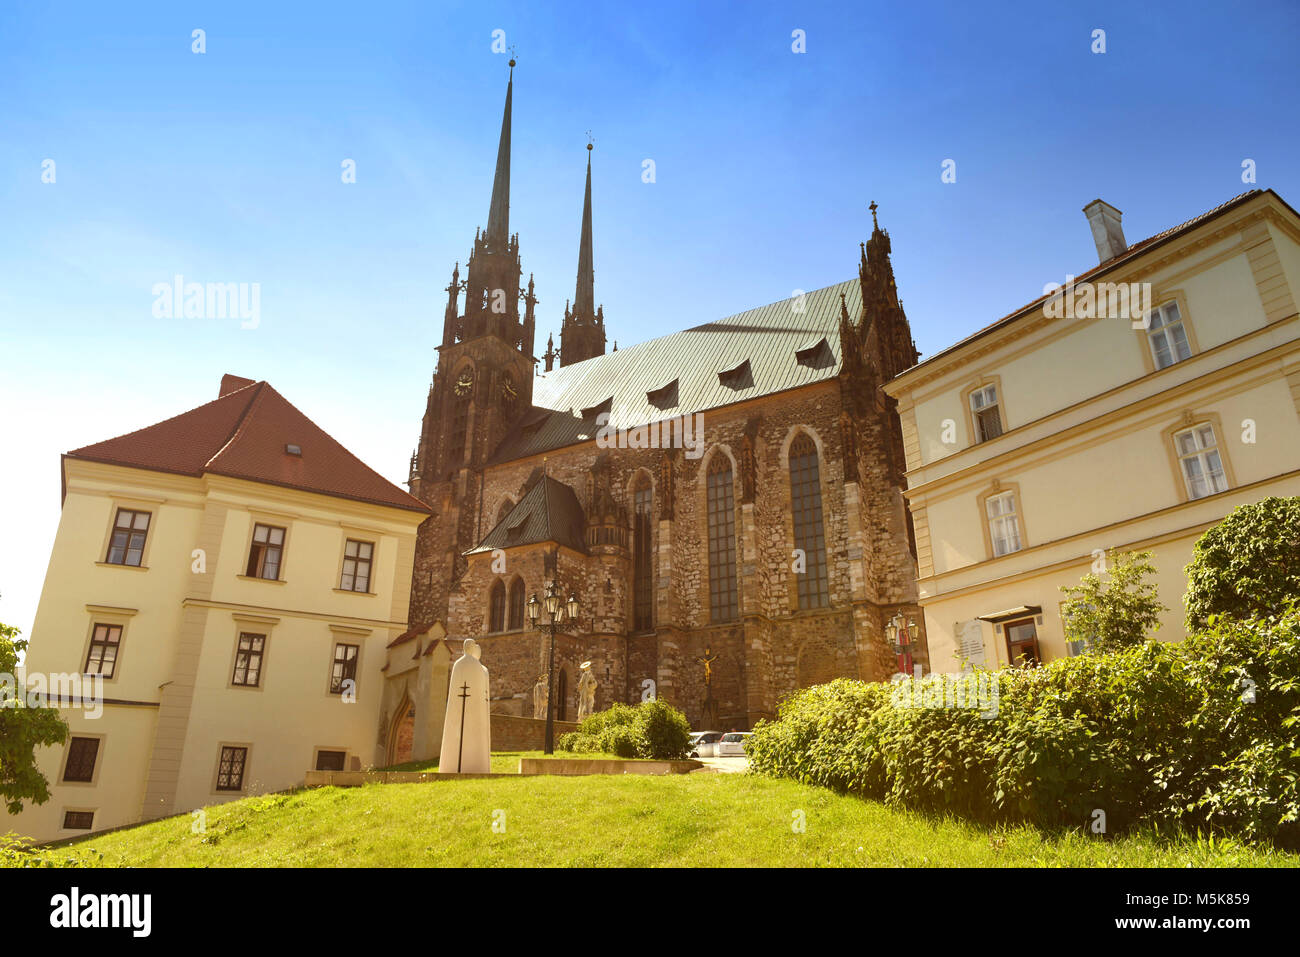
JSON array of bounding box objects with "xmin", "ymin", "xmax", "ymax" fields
[{"xmin": 390, "ymin": 701, "xmax": 415, "ymax": 764}]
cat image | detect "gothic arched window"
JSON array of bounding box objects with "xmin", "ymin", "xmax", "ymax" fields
[
  {"xmin": 447, "ymin": 392, "xmax": 470, "ymax": 468},
  {"xmin": 706, "ymin": 453, "xmax": 738, "ymax": 622},
  {"xmin": 507, "ymin": 577, "xmax": 525, "ymax": 630},
  {"xmin": 488, "ymin": 579, "xmax": 506, "ymax": 633},
  {"xmin": 633, "ymin": 474, "xmax": 654, "ymax": 631},
  {"xmin": 790, "ymin": 433, "xmax": 829, "ymax": 609}
]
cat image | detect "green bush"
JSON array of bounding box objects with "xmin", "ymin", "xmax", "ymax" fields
[
  {"xmin": 1167, "ymin": 609, "xmax": 1300, "ymax": 848},
  {"xmin": 557, "ymin": 699, "xmax": 692, "ymax": 760},
  {"xmin": 1185, "ymin": 496, "xmax": 1300, "ymax": 629},
  {"xmin": 748, "ymin": 614, "xmax": 1300, "ymax": 846}
]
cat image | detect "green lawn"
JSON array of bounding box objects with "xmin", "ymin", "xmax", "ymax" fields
[
  {"xmin": 12, "ymin": 766, "xmax": 1298, "ymax": 867},
  {"xmin": 382, "ymin": 750, "xmax": 640, "ymax": 773}
]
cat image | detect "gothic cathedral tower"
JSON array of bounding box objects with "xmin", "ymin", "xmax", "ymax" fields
[
  {"xmin": 558, "ymin": 143, "xmax": 606, "ymax": 366},
  {"xmin": 407, "ymin": 61, "xmax": 538, "ymax": 630}
]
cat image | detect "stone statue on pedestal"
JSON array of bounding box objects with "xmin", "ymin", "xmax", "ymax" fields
[
  {"xmin": 533, "ymin": 673, "xmax": 549, "ymax": 720},
  {"xmin": 438, "ymin": 638, "xmax": 491, "ymax": 774},
  {"xmin": 576, "ymin": 661, "xmax": 598, "ymax": 720}
]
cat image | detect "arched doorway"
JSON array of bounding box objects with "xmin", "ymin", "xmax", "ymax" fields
[{"xmin": 388, "ymin": 696, "xmax": 415, "ymax": 765}]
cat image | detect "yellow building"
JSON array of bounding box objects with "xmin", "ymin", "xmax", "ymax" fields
[
  {"xmin": 884, "ymin": 189, "xmax": 1300, "ymax": 672},
  {"xmin": 11, "ymin": 374, "xmax": 428, "ymax": 843}
]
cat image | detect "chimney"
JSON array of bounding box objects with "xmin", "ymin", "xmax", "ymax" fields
[
  {"xmin": 1083, "ymin": 199, "xmax": 1128, "ymax": 263},
  {"xmin": 220, "ymin": 374, "xmax": 256, "ymax": 398}
]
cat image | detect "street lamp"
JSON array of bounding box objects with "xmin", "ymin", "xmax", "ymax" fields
[
  {"xmin": 888, "ymin": 612, "xmax": 920, "ymax": 676},
  {"xmin": 530, "ymin": 579, "xmax": 580, "ymax": 753}
]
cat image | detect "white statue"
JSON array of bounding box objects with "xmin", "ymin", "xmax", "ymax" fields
[
  {"xmin": 533, "ymin": 673, "xmax": 549, "ymax": 720},
  {"xmin": 576, "ymin": 661, "xmax": 598, "ymax": 720},
  {"xmin": 439, "ymin": 638, "xmax": 491, "ymax": 774}
]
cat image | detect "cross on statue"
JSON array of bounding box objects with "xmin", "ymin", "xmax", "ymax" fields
[{"xmin": 456, "ymin": 681, "xmax": 471, "ymax": 772}]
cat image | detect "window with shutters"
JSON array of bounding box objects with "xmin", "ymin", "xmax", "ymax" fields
[
  {"xmin": 790, "ymin": 434, "xmax": 829, "ymax": 609},
  {"xmin": 706, "ymin": 455, "xmax": 738, "ymax": 622}
]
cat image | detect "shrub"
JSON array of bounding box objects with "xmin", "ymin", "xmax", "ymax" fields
[
  {"xmin": 1184, "ymin": 496, "xmax": 1300, "ymax": 629},
  {"xmin": 557, "ymin": 699, "xmax": 692, "ymax": 760},
  {"xmin": 1060, "ymin": 549, "xmax": 1167, "ymax": 653},
  {"xmin": 746, "ymin": 641, "xmax": 1234, "ymax": 837},
  {"xmin": 1168, "ymin": 608, "xmax": 1300, "ymax": 848}
]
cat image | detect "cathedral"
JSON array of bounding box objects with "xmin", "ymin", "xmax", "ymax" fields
[{"xmin": 396, "ymin": 62, "xmax": 927, "ymax": 734}]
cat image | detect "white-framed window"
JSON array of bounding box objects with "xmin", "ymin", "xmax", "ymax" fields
[
  {"xmin": 1174, "ymin": 423, "xmax": 1228, "ymax": 500},
  {"xmin": 986, "ymin": 491, "xmax": 1022, "ymax": 557},
  {"xmin": 1147, "ymin": 301, "xmax": 1192, "ymax": 370},
  {"xmin": 969, "ymin": 384, "xmax": 1003, "ymax": 442}
]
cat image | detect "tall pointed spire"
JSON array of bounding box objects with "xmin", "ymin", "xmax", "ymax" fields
[
  {"xmin": 573, "ymin": 142, "xmax": 595, "ymax": 316},
  {"xmin": 485, "ymin": 59, "xmax": 514, "ymax": 245},
  {"xmin": 560, "ymin": 140, "xmax": 607, "ymax": 367}
]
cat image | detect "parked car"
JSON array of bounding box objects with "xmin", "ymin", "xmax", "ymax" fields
[
  {"xmin": 689, "ymin": 731, "xmax": 724, "ymax": 758},
  {"xmin": 717, "ymin": 732, "xmax": 752, "ymax": 757}
]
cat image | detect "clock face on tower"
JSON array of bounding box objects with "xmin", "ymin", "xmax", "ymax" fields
[
  {"xmin": 454, "ymin": 371, "xmax": 474, "ymax": 397},
  {"xmin": 501, "ymin": 375, "xmax": 517, "ymax": 408}
]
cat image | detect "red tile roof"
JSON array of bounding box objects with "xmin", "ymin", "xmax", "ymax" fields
[{"xmin": 67, "ymin": 377, "xmax": 430, "ymax": 514}]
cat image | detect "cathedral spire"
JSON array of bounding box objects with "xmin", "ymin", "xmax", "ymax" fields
[
  {"xmin": 574, "ymin": 142, "xmax": 595, "ymax": 316},
  {"xmin": 485, "ymin": 59, "xmax": 514, "ymax": 246},
  {"xmin": 560, "ymin": 140, "xmax": 607, "ymax": 367}
]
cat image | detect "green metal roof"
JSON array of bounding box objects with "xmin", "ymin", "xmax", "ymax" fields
[
  {"xmin": 491, "ymin": 277, "xmax": 857, "ymax": 462},
  {"xmin": 465, "ymin": 475, "xmax": 587, "ymax": 555}
]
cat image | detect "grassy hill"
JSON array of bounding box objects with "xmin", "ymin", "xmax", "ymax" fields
[{"xmin": 8, "ymin": 758, "xmax": 1298, "ymax": 867}]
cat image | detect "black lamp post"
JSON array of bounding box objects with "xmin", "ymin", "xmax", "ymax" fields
[{"xmin": 527, "ymin": 581, "xmax": 581, "ymax": 754}]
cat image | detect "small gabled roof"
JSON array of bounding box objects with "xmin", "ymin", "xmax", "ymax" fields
[
  {"xmin": 466, "ymin": 475, "xmax": 586, "ymax": 555},
  {"xmin": 67, "ymin": 377, "xmax": 429, "ymax": 514}
]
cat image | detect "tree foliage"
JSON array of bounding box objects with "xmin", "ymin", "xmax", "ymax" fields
[
  {"xmin": 0, "ymin": 621, "xmax": 69, "ymax": 815},
  {"xmin": 1060, "ymin": 549, "xmax": 1167, "ymax": 653},
  {"xmin": 1184, "ymin": 496, "xmax": 1300, "ymax": 629}
]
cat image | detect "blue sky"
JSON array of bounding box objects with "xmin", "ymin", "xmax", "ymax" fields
[{"xmin": 2, "ymin": 0, "xmax": 1298, "ymax": 637}]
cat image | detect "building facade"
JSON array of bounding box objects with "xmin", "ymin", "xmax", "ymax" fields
[
  {"xmin": 883, "ymin": 189, "xmax": 1300, "ymax": 672},
  {"xmin": 397, "ymin": 66, "xmax": 927, "ymax": 740},
  {"xmin": 12, "ymin": 375, "xmax": 428, "ymax": 843}
]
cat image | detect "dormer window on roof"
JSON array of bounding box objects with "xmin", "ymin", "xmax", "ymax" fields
[
  {"xmin": 718, "ymin": 359, "xmax": 752, "ymax": 389},
  {"xmin": 795, "ymin": 337, "xmax": 830, "ymax": 366},
  {"xmin": 581, "ymin": 396, "xmax": 613, "ymax": 419},
  {"xmin": 646, "ymin": 378, "xmax": 679, "ymax": 409},
  {"xmin": 285, "ymin": 443, "xmax": 302, "ymax": 456}
]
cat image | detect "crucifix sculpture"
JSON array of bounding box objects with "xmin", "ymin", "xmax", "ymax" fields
[{"xmin": 456, "ymin": 681, "xmax": 471, "ymax": 771}]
